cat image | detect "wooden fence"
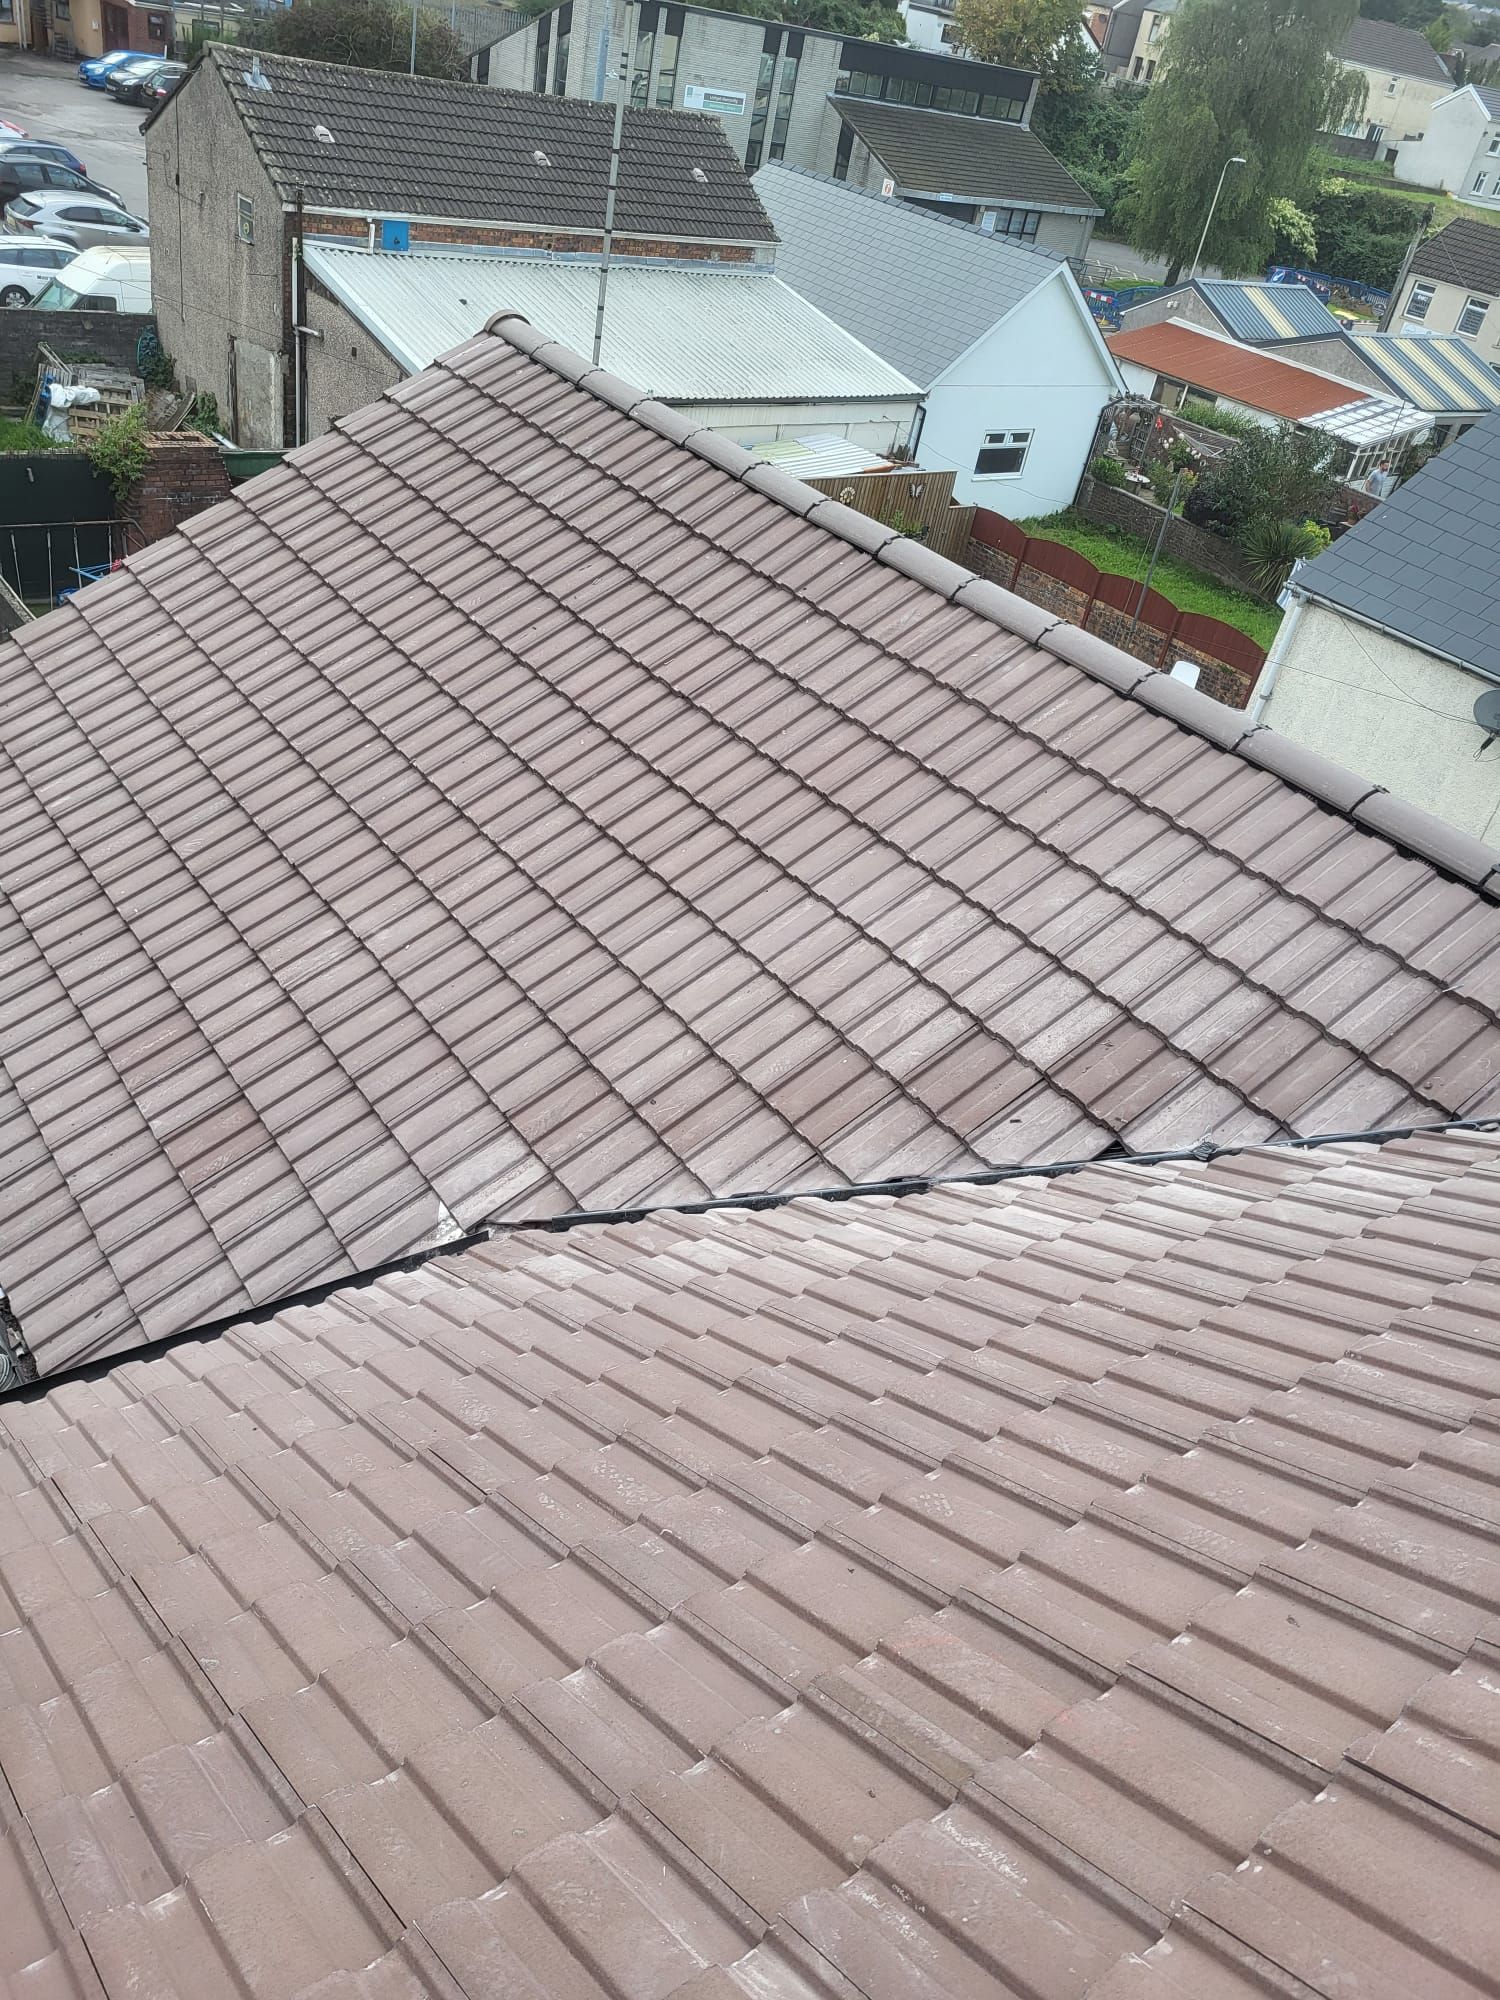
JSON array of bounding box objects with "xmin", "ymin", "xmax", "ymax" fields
[
  {"xmin": 967, "ymin": 509, "xmax": 1267, "ymax": 709},
  {"xmin": 802, "ymin": 467, "xmax": 975, "ymax": 567}
]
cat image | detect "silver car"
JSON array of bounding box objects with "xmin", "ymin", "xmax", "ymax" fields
[
  {"xmin": 4, "ymin": 191, "xmax": 149, "ymax": 250},
  {"xmin": 0, "ymin": 236, "xmax": 76, "ymax": 306}
]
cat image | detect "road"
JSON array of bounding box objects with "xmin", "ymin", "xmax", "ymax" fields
[{"xmin": 0, "ymin": 50, "xmax": 150, "ymax": 217}]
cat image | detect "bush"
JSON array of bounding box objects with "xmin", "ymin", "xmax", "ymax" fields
[
  {"xmin": 1089, "ymin": 453, "xmax": 1128, "ymax": 488},
  {"xmin": 1185, "ymin": 422, "xmax": 1339, "ymax": 541},
  {"xmin": 1166, "ymin": 435, "xmax": 1200, "ymax": 471},
  {"xmin": 87, "ymin": 401, "xmax": 150, "ymax": 504},
  {"xmin": 1178, "ymin": 398, "xmax": 1258, "ymax": 439},
  {"xmin": 1238, "ymin": 516, "xmax": 1328, "ymax": 594}
]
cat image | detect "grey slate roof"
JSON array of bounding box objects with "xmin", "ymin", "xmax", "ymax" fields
[
  {"xmin": 166, "ymin": 43, "xmax": 775, "ymax": 242},
  {"xmin": 754, "ymin": 163, "xmax": 1068, "ymax": 386},
  {"xmin": 1407, "ymin": 217, "xmax": 1500, "ymax": 296},
  {"xmin": 1338, "ymin": 15, "xmax": 1452, "ymax": 82},
  {"xmin": 1475, "ymin": 83, "xmax": 1500, "ymax": 116},
  {"xmin": 829, "ymin": 97, "xmax": 1101, "ymax": 214},
  {"xmin": 1293, "ymin": 409, "xmax": 1500, "ymax": 676}
]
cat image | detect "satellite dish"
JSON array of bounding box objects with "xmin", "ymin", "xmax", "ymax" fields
[{"xmin": 1474, "ymin": 686, "xmax": 1500, "ymax": 738}]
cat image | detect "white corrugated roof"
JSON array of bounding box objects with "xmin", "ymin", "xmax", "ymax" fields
[
  {"xmin": 304, "ymin": 245, "xmax": 921, "ymax": 402},
  {"xmin": 750, "ymin": 435, "xmax": 894, "ymax": 477}
]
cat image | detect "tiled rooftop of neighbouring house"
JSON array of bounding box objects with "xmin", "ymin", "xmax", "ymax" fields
[
  {"xmin": 1106, "ymin": 320, "xmax": 1380, "ymax": 422},
  {"xmin": 1, "ymin": 1128, "xmax": 1498, "ymax": 1997},
  {"xmin": 828, "ymin": 96, "xmax": 1101, "ymax": 213},
  {"xmin": 2, "ymin": 319, "xmax": 1499, "ymax": 1386},
  {"xmin": 152, "ymin": 44, "xmax": 776, "ymax": 243}
]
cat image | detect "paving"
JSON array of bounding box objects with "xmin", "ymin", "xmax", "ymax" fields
[
  {"xmin": 0, "ymin": 1128, "xmax": 1496, "ymax": 1996},
  {"xmin": 0, "ymin": 51, "xmax": 150, "ymax": 217}
]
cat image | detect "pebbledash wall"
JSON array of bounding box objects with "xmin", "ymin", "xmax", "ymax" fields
[{"xmin": 967, "ymin": 508, "xmax": 1268, "ymax": 707}]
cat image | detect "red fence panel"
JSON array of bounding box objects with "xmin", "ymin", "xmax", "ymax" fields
[
  {"xmin": 1018, "ymin": 539, "xmax": 1100, "ymax": 597},
  {"xmin": 1091, "ymin": 569, "xmax": 1177, "ymax": 635},
  {"xmin": 971, "ymin": 508, "xmax": 1029, "ymax": 560},
  {"xmin": 1171, "ymin": 611, "xmax": 1266, "ymax": 678}
]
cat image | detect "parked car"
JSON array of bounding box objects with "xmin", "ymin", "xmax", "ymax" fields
[
  {"xmin": 106, "ymin": 58, "xmax": 170, "ymax": 104},
  {"xmin": 0, "ymin": 237, "xmax": 77, "ymax": 308},
  {"xmin": 140, "ymin": 63, "xmax": 189, "ymax": 109},
  {"xmin": 0, "ymin": 117, "xmax": 29, "ymax": 139},
  {"xmin": 27, "ymin": 245, "xmax": 151, "ymax": 313},
  {"xmin": 78, "ymin": 50, "xmax": 152, "ymax": 87},
  {"xmin": 4, "ymin": 194, "xmax": 148, "ymax": 252},
  {"xmin": 0, "ymin": 160, "xmax": 122, "ymax": 211},
  {"xmin": 0, "ymin": 139, "xmax": 91, "ymax": 178}
]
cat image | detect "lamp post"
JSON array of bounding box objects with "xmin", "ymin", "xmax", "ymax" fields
[{"xmin": 1190, "ymin": 154, "xmax": 1245, "ymax": 280}]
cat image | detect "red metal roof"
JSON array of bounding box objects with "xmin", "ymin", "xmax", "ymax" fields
[
  {"xmin": 0, "ymin": 1129, "xmax": 1497, "ymax": 1997},
  {"xmin": 1, "ymin": 323, "xmax": 1498, "ymax": 1385},
  {"xmin": 1106, "ymin": 320, "xmax": 1373, "ymax": 420}
]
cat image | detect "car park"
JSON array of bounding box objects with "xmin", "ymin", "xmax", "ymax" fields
[
  {"xmin": 0, "ymin": 159, "xmax": 123, "ymax": 211},
  {"xmin": 28, "ymin": 245, "xmax": 151, "ymax": 313},
  {"xmin": 4, "ymin": 194, "xmax": 148, "ymax": 252},
  {"xmin": 0, "ymin": 237, "xmax": 77, "ymax": 307},
  {"xmin": 0, "ymin": 139, "xmax": 91, "ymax": 179},
  {"xmin": 106, "ymin": 58, "xmax": 171, "ymax": 105},
  {"xmin": 78, "ymin": 51, "xmax": 153, "ymax": 87}
]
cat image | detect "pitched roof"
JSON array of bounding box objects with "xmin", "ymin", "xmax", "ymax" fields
[
  {"xmin": 830, "ymin": 96, "xmax": 1101, "ymax": 213},
  {"xmin": 1479, "ymin": 82, "xmax": 1500, "ymax": 115},
  {"xmin": 1106, "ymin": 320, "xmax": 1412, "ymax": 434},
  {"xmin": 3, "ymin": 322, "xmax": 1500, "ymax": 1385},
  {"xmin": 1349, "ymin": 327, "xmax": 1500, "ymax": 415},
  {"xmin": 1339, "ymin": 14, "xmax": 1452, "ymax": 81},
  {"xmin": 1407, "ymin": 216, "xmax": 1500, "ymax": 294},
  {"xmin": 168, "ymin": 44, "xmax": 775, "ymax": 242},
  {"xmin": 2, "ymin": 1126, "xmax": 1499, "ymax": 1998},
  {"xmin": 303, "ymin": 246, "xmax": 919, "ymax": 399},
  {"xmin": 1290, "ymin": 409, "xmax": 1500, "ymax": 675},
  {"xmin": 1197, "ymin": 278, "xmax": 1345, "ymax": 342},
  {"xmin": 754, "ymin": 162, "xmax": 1077, "ymax": 388}
]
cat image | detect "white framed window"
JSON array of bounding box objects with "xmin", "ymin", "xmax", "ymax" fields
[
  {"xmin": 1405, "ymin": 280, "xmax": 1435, "ymax": 321},
  {"xmin": 1488, "ymin": 133, "xmax": 1500, "ymax": 154},
  {"xmin": 237, "ymin": 193, "xmax": 253, "ymax": 244},
  {"xmin": 1458, "ymin": 294, "xmax": 1491, "ymax": 335},
  {"xmin": 1474, "ymin": 171, "xmax": 1489, "ymax": 194},
  {"xmin": 1385, "ymin": 75, "xmax": 1398, "ymax": 93},
  {"xmin": 974, "ymin": 429, "xmax": 1033, "ymax": 478}
]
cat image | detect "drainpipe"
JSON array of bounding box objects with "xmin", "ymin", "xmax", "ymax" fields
[
  {"xmin": 1250, "ymin": 587, "xmax": 1304, "ymax": 723},
  {"xmin": 291, "ymin": 188, "xmax": 305, "ymax": 448}
]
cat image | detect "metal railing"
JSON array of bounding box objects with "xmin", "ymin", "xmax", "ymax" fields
[{"xmin": 0, "ymin": 517, "xmax": 144, "ymax": 611}]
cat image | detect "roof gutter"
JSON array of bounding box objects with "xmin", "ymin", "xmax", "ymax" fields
[{"xmin": 1287, "ymin": 588, "xmax": 1500, "ymax": 687}]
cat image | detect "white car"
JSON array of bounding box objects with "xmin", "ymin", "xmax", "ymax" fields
[{"xmin": 0, "ymin": 236, "xmax": 76, "ymax": 307}]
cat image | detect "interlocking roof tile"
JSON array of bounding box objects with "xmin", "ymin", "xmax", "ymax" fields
[
  {"xmin": 1, "ymin": 1129, "xmax": 1498, "ymax": 1996},
  {"xmin": 2, "ymin": 324, "xmax": 1500, "ymax": 1383}
]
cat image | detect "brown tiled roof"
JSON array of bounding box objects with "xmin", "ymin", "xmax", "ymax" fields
[
  {"xmin": 1, "ymin": 1129, "xmax": 1498, "ymax": 1996},
  {"xmin": 1106, "ymin": 320, "xmax": 1373, "ymax": 421},
  {"xmin": 2, "ymin": 322, "xmax": 1500, "ymax": 1385}
]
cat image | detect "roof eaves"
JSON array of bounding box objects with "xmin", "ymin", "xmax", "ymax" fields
[{"xmin": 481, "ymin": 310, "xmax": 1500, "ymax": 896}]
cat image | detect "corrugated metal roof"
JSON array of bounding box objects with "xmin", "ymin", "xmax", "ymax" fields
[
  {"xmin": 1, "ymin": 1127, "xmax": 1498, "ymax": 1997},
  {"xmin": 1292, "ymin": 407, "xmax": 1500, "ymax": 675},
  {"xmin": 1351, "ymin": 328, "xmax": 1500, "ymax": 415},
  {"xmin": 749, "ymin": 434, "xmax": 895, "ymax": 477},
  {"xmin": 2, "ymin": 322, "xmax": 1498, "ymax": 1385},
  {"xmin": 303, "ymin": 246, "xmax": 920, "ymax": 401},
  {"xmin": 1106, "ymin": 321, "xmax": 1423, "ymax": 436},
  {"xmin": 1199, "ymin": 279, "xmax": 1345, "ymax": 342},
  {"xmin": 162, "ymin": 44, "xmax": 776, "ymax": 243},
  {"xmin": 754, "ymin": 163, "xmax": 1070, "ymax": 390}
]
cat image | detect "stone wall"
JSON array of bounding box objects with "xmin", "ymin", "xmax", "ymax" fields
[
  {"xmin": 0, "ymin": 312, "xmax": 155, "ymax": 404},
  {"xmin": 126, "ymin": 436, "xmax": 233, "ymax": 546},
  {"xmin": 1075, "ymin": 474, "xmax": 1268, "ymax": 598}
]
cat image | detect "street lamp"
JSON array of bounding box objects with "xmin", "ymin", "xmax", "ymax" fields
[{"xmin": 1190, "ymin": 155, "xmax": 1246, "ymax": 279}]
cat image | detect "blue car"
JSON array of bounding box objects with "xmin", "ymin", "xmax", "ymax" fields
[{"xmin": 78, "ymin": 50, "xmax": 152, "ymax": 86}]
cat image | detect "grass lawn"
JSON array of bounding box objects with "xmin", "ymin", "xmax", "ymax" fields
[
  {"xmin": 1317, "ymin": 151, "xmax": 1500, "ymax": 234},
  {"xmin": 1015, "ymin": 510, "xmax": 1282, "ymax": 652},
  {"xmin": 0, "ymin": 419, "xmax": 57, "ymax": 451}
]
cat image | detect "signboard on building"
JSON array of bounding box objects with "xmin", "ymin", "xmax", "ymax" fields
[
  {"xmin": 880, "ymin": 178, "xmax": 896, "ymax": 197},
  {"xmin": 683, "ymin": 84, "xmax": 748, "ymax": 115}
]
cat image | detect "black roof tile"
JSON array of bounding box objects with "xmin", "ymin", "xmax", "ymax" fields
[{"xmin": 830, "ymin": 97, "xmax": 1100, "ymax": 214}]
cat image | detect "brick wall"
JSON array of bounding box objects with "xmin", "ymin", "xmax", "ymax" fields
[
  {"xmin": 0, "ymin": 312, "xmax": 155, "ymax": 403},
  {"xmin": 1075, "ymin": 475, "xmax": 1267, "ymax": 598},
  {"xmin": 126, "ymin": 436, "xmax": 233, "ymax": 546},
  {"xmin": 1085, "ymin": 597, "xmax": 1174, "ymax": 666},
  {"xmin": 309, "ymin": 216, "xmax": 759, "ymax": 264}
]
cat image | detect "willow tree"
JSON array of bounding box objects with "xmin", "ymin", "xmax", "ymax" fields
[{"xmin": 1122, "ymin": 0, "xmax": 1365, "ymax": 282}]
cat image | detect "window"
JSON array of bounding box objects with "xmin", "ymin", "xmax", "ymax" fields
[
  {"xmin": 552, "ymin": 1, "xmax": 571, "ymax": 94},
  {"xmin": 1132, "ymin": 54, "xmax": 1143, "ymax": 76},
  {"xmin": 237, "ymin": 193, "xmax": 253, "ymax": 244},
  {"xmin": 1144, "ymin": 58, "xmax": 1156, "ymax": 79},
  {"xmin": 1406, "ymin": 280, "xmax": 1434, "ymax": 321},
  {"xmin": 630, "ymin": 3, "xmax": 655, "ymax": 107},
  {"xmin": 1488, "ymin": 131, "xmax": 1500, "ymax": 154},
  {"xmin": 768, "ymin": 34, "xmax": 801, "ymax": 161},
  {"xmin": 473, "ymin": 46, "xmax": 490, "ymax": 83},
  {"xmin": 974, "ymin": 429, "xmax": 1032, "ymax": 477},
  {"xmin": 532, "ymin": 9, "xmax": 551, "ymax": 95},
  {"xmin": 1385, "ymin": 75, "xmax": 1398, "ymax": 93},
  {"xmin": 981, "ymin": 206, "xmax": 1041, "ymax": 241},
  {"xmin": 832, "ymin": 61, "xmax": 1023, "ymax": 120},
  {"xmin": 1475, "ymin": 172, "xmax": 1489, "ymax": 194},
  {"xmin": 1459, "ymin": 294, "xmax": 1491, "ymax": 335},
  {"xmin": 654, "ymin": 5, "xmax": 682, "ymax": 105},
  {"xmin": 53, "ymin": 0, "xmax": 69, "ymax": 18},
  {"xmin": 745, "ymin": 29, "xmax": 779, "ymax": 173},
  {"xmin": 833, "ymin": 120, "xmax": 854, "ymax": 180}
]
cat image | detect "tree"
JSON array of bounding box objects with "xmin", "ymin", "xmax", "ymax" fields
[
  {"xmin": 1120, "ymin": 0, "xmax": 1365, "ymax": 283},
  {"xmin": 1031, "ymin": 80, "xmax": 1142, "ymax": 230},
  {"xmin": 242, "ymin": 0, "xmax": 468, "ymax": 79},
  {"xmin": 1185, "ymin": 422, "xmax": 1340, "ymax": 539},
  {"xmin": 954, "ymin": 0, "xmax": 1097, "ymax": 93}
]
